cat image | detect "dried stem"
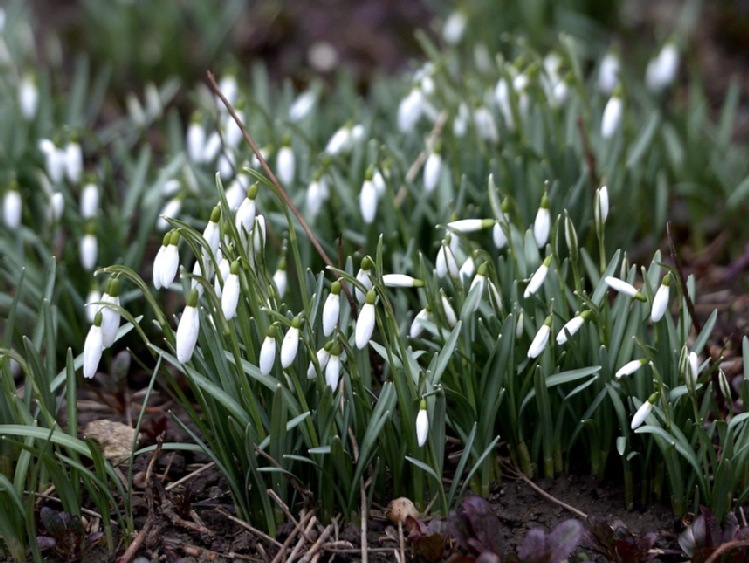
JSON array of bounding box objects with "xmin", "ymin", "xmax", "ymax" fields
[{"xmin": 577, "ymin": 115, "xmax": 599, "ymax": 191}]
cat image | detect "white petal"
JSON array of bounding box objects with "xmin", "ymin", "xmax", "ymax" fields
[
  {"xmin": 176, "ymin": 305, "xmax": 200, "ymax": 363},
  {"xmin": 523, "ymin": 264, "xmax": 548, "ymax": 298},
  {"xmin": 556, "ymin": 315, "xmax": 584, "ymax": 346},
  {"xmin": 631, "ymin": 400, "xmax": 653, "ymax": 430},
  {"xmin": 527, "ymin": 324, "xmax": 550, "ymax": 359},
  {"xmin": 650, "ymin": 283, "xmax": 670, "ymax": 323},
  {"xmin": 100, "ymin": 295, "xmax": 121, "ymax": 347},
  {"xmin": 355, "ymin": 303, "xmax": 376, "ymax": 349},
  {"xmin": 276, "ymin": 146, "xmax": 295, "ymax": 186},
  {"xmin": 601, "ymin": 97, "xmax": 621, "ymax": 139},
  {"xmin": 325, "ymin": 354, "xmax": 340, "ymax": 390},
  {"xmin": 322, "ymin": 293, "xmax": 340, "ymax": 337},
  {"xmin": 80, "ymin": 234, "xmax": 98, "ymax": 271},
  {"xmin": 281, "ymin": 327, "xmax": 300, "ymax": 368},
  {"xmin": 416, "ymin": 409, "xmax": 429, "ymax": 447},
  {"xmin": 2, "ymin": 189, "xmax": 22, "ymax": 229},
  {"xmin": 359, "ymin": 180, "xmax": 378, "ymax": 224},
  {"xmin": 259, "ymin": 337, "xmax": 277, "ymax": 375},
  {"xmin": 80, "ymin": 184, "xmax": 99, "ymax": 219},
  {"xmin": 533, "ymin": 207, "xmax": 550, "ymax": 249},
  {"xmin": 423, "ymin": 153, "xmax": 441, "ymax": 193},
  {"xmin": 221, "ymin": 274, "xmax": 241, "ymax": 319},
  {"xmin": 83, "ymin": 324, "xmax": 104, "ymax": 379}
]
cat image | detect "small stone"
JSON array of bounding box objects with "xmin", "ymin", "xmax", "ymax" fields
[
  {"xmin": 386, "ymin": 497, "xmax": 419, "ymax": 525},
  {"xmin": 83, "ymin": 420, "xmax": 139, "ymax": 465}
]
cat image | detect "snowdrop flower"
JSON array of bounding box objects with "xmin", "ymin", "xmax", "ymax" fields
[
  {"xmin": 469, "ymin": 263, "xmax": 488, "ymax": 294},
  {"xmin": 252, "ymin": 215, "xmax": 267, "ymax": 254},
  {"xmin": 524, "ymin": 256, "xmax": 552, "ymax": 298},
  {"xmin": 225, "ymin": 178, "xmax": 245, "ymax": 209},
  {"xmin": 650, "ymin": 273, "xmax": 671, "ymax": 323},
  {"xmin": 460, "ymin": 256, "xmax": 475, "ymax": 279},
  {"xmin": 528, "ymin": 316, "xmax": 552, "ymax": 359},
  {"xmin": 494, "ymin": 78, "xmax": 512, "ymax": 127},
  {"xmin": 158, "ymin": 198, "xmax": 181, "ymax": 231},
  {"xmin": 203, "ymin": 132, "xmax": 221, "ymax": 162},
  {"xmin": 719, "ymin": 369, "xmax": 731, "ymax": 401},
  {"xmin": 219, "ymin": 73, "xmax": 238, "ymax": 107},
  {"xmin": 273, "ymin": 258, "xmax": 287, "ymax": 298},
  {"xmin": 688, "ymin": 351, "xmax": 699, "ymax": 388},
  {"xmin": 307, "ymin": 343, "xmax": 331, "ymax": 380},
  {"xmin": 224, "ymin": 113, "xmax": 243, "ymax": 151},
  {"xmin": 360, "ymin": 171, "xmax": 379, "ymax": 224},
  {"xmin": 190, "ymin": 260, "xmax": 206, "ymax": 296},
  {"xmin": 213, "ymin": 255, "xmax": 231, "ymax": 298},
  {"xmin": 323, "ymin": 282, "xmax": 341, "ymax": 336},
  {"xmin": 50, "ymin": 192, "xmax": 64, "ymax": 222},
  {"xmin": 259, "ymin": 325, "xmax": 278, "ymax": 375},
  {"xmin": 19, "ymin": 73, "xmax": 38, "ymax": 119},
  {"xmin": 221, "ymin": 260, "xmax": 241, "ymax": 320},
  {"xmin": 202, "ymin": 206, "xmax": 221, "ymax": 258},
  {"xmin": 556, "ymin": 310, "xmax": 591, "ymax": 345},
  {"xmin": 83, "ymin": 312, "xmax": 104, "ymax": 379},
  {"xmin": 290, "ymin": 90, "xmax": 317, "ymax": 121},
  {"xmin": 442, "ymin": 10, "xmax": 466, "ymax": 44},
  {"xmin": 80, "ymin": 182, "xmax": 98, "ymax": 219},
  {"xmin": 631, "ymin": 393, "xmax": 658, "ymax": 430},
  {"xmin": 423, "ymin": 145, "xmax": 442, "ymax": 194},
  {"xmin": 454, "ymin": 103, "xmax": 469, "ymax": 137},
  {"xmin": 601, "ymin": 92, "xmax": 622, "ymax": 139},
  {"xmin": 176, "ymin": 289, "xmax": 200, "ymax": 363},
  {"xmin": 448, "ymin": 218, "xmax": 495, "ymax": 233},
  {"xmin": 563, "ymin": 211, "xmax": 578, "ymax": 263},
  {"xmin": 372, "ymin": 169, "xmax": 387, "ymax": 196},
  {"xmin": 474, "ymin": 106, "xmax": 498, "ymax": 142},
  {"xmin": 410, "ymin": 307, "xmax": 430, "ymax": 338},
  {"xmin": 325, "ymin": 344, "xmax": 341, "ymax": 390},
  {"xmin": 276, "ymin": 138, "xmax": 295, "ymax": 186},
  {"xmin": 515, "ymin": 311, "xmax": 525, "ymax": 339},
  {"xmin": 594, "ymin": 186, "xmax": 609, "ymax": 230},
  {"xmin": 355, "ymin": 257, "xmax": 374, "ymax": 303},
  {"xmin": 598, "ymin": 53, "xmax": 620, "ymax": 94},
  {"xmin": 604, "ymin": 276, "xmax": 646, "ymax": 301},
  {"xmin": 356, "ymin": 291, "xmax": 376, "ymax": 349},
  {"xmin": 100, "ymin": 278, "xmax": 121, "ymax": 347},
  {"xmin": 493, "ymin": 221, "xmax": 508, "ymax": 249},
  {"xmin": 306, "ymin": 175, "xmax": 329, "ymax": 217},
  {"xmin": 187, "ymin": 115, "xmax": 206, "ymax": 162},
  {"xmin": 65, "ymin": 141, "xmax": 83, "ymax": 184},
  {"xmin": 615, "ymin": 358, "xmax": 649, "ymax": 379},
  {"xmin": 436, "ymin": 239, "xmax": 459, "ymax": 278},
  {"xmin": 80, "ymin": 230, "xmax": 98, "ymax": 271},
  {"xmin": 325, "ymin": 124, "xmax": 352, "ymax": 154},
  {"xmin": 646, "ymin": 42, "xmax": 679, "ymax": 91},
  {"xmin": 533, "ymin": 192, "xmax": 551, "ymax": 249},
  {"xmin": 441, "ymin": 291, "xmax": 457, "ymax": 327},
  {"xmin": 126, "ymin": 94, "xmax": 146, "ymax": 126},
  {"xmin": 416, "ymin": 399, "xmax": 429, "ymax": 447},
  {"xmin": 85, "ymin": 283, "xmax": 100, "ymax": 324},
  {"xmin": 153, "ymin": 230, "xmax": 180, "ymax": 289},
  {"xmin": 144, "ymin": 82, "xmax": 161, "ymax": 117},
  {"xmin": 235, "ymin": 184, "xmax": 258, "ymax": 239},
  {"xmin": 398, "ymin": 88, "xmax": 424, "ymax": 132},
  {"xmin": 383, "ymin": 274, "xmax": 424, "ymax": 288},
  {"xmin": 2, "ymin": 187, "xmax": 22, "ymax": 228},
  {"xmin": 281, "ymin": 316, "xmax": 302, "ymax": 368}
]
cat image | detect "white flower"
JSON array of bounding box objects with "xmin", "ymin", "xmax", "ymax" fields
[
  {"xmin": 459, "ymin": 256, "xmax": 475, "ymax": 279},
  {"xmin": 145, "ymin": 82, "xmax": 161, "ymax": 117},
  {"xmin": 631, "ymin": 395, "xmax": 657, "ymax": 430},
  {"xmin": 604, "ymin": 276, "xmax": 646, "ymax": 301},
  {"xmin": 273, "ymin": 266, "xmax": 287, "ymax": 298},
  {"xmin": 398, "ymin": 89, "xmax": 424, "ymax": 133},
  {"xmin": 80, "ymin": 183, "xmax": 98, "ymax": 219},
  {"xmin": 524, "ymin": 257, "xmax": 551, "ymax": 298},
  {"xmin": 410, "ymin": 308, "xmax": 429, "ymax": 338},
  {"xmin": 527, "ymin": 318, "xmax": 551, "ymax": 359},
  {"xmin": 495, "ymin": 78, "xmax": 513, "ymax": 127},
  {"xmin": 646, "ymin": 43, "xmax": 679, "ymax": 91},
  {"xmin": 325, "ymin": 126, "xmax": 352, "ymax": 154},
  {"xmin": 325, "ymin": 348, "xmax": 340, "ymax": 390},
  {"xmin": 187, "ymin": 120, "xmax": 206, "ymax": 162},
  {"xmin": 436, "ymin": 241, "xmax": 459, "ymax": 278},
  {"xmin": 441, "ymin": 292, "xmax": 457, "ymax": 327},
  {"xmin": 594, "ymin": 186, "xmax": 609, "ymax": 229},
  {"xmin": 598, "ymin": 53, "xmax": 620, "ymax": 94},
  {"xmin": 454, "ymin": 103, "xmax": 469, "ymax": 137},
  {"xmin": 252, "ymin": 215, "xmax": 266, "ymax": 254},
  {"xmin": 80, "ymin": 233, "xmax": 98, "ymax": 271},
  {"xmin": 493, "ymin": 221, "xmax": 507, "ymax": 249},
  {"xmin": 650, "ymin": 275, "xmax": 671, "ymax": 323},
  {"xmin": 50, "ymin": 192, "xmax": 64, "ymax": 222},
  {"xmin": 202, "ymin": 207, "xmax": 221, "ymax": 257},
  {"xmin": 221, "ymin": 265, "xmax": 241, "ymax": 320},
  {"xmin": 515, "ymin": 311, "xmax": 525, "ymax": 339},
  {"xmin": 235, "ymin": 189, "xmax": 258, "ymax": 237},
  {"xmin": 85, "ymin": 286, "xmax": 100, "ymax": 324},
  {"xmin": 19, "ymin": 74, "xmax": 38, "ymax": 119},
  {"xmin": 224, "ymin": 114, "xmax": 242, "ymax": 150},
  {"xmin": 2, "ymin": 188, "xmax": 22, "ymax": 228},
  {"xmin": 306, "ymin": 346, "xmax": 329, "ymax": 380},
  {"xmin": 719, "ymin": 369, "xmax": 731, "ymax": 400},
  {"xmin": 176, "ymin": 292, "xmax": 201, "ymax": 363},
  {"xmin": 100, "ymin": 278, "xmax": 121, "ymax": 347},
  {"xmin": 556, "ymin": 312, "xmax": 587, "ymax": 345},
  {"xmin": 373, "ymin": 170, "xmax": 387, "ymax": 196},
  {"xmin": 158, "ymin": 198, "xmax": 181, "ymax": 231},
  {"xmin": 442, "ymin": 11, "xmax": 466, "ymax": 44},
  {"xmin": 290, "ymin": 90, "xmax": 317, "ymax": 121},
  {"xmin": 153, "ymin": 231, "xmax": 180, "ymax": 289},
  {"xmin": 448, "ymin": 218, "xmax": 494, "ymax": 233},
  {"xmin": 219, "ymin": 74, "xmax": 238, "ymax": 107},
  {"xmin": 423, "ymin": 151, "xmax": 442, "ymax": 193},
  {"xmin": 225, "ymin": 179, "xmax": 245, "ymax": 209},
  {"xmin": 323, "ymin": 282, "xmax": 341, "ymax": 337},
  {"xmin": 259, "ymin": 328, "xmax": 278, "ymax": 375},
  {"xmin": 276, "ymin": 144, "xmax": 295, "ymax": 186},
  {"xmin": 601, "ymin": 95, "xmax": 622, "ymax": 139},
  {"xmin": 281, "ymin": 322, "xmax": 301, "ymax": 368},
  {"xmin": 533, "ymin": 195, "xmax": 551, "ymax": 249},
  {"xmin": 306, "ymin": 177, "xmax": 329, "ymax": 217},
  {"xmin": 65, "ymin": 142, "xmax": 83, "ymax": 184},
  {"xmin": 203, "ymin": 132, "xmax": 221, "ymax": 162},
  {"xmin": 83, "ymin": 314, "xmax": 104, "ymax": 379},
  {"xmin": 382, "ymin": 274, "xmax": 423, "ymax": 288},
  {"xmin": 688, "ymin": 351, "xmax": 699, "ymax": 387},
  {"xmin": 474, "ymin": 107, "xmax": 498, "ymax": 142},
  {"xmin": 355, "ymin": 259, "xmax": 374, "ymax": 303},
  {"xmin": 356, "ymin": 292, "xmax": 376, "ymax": 349},
  {"xmin": 615, "ymin": 359, "xmax": 648, "ymax": 379},
  {"xmin": 360, "ymin": 178, "xmax": 379, "ymax": 223},
  {"xmin": 213, "ymin": 256, "xmax": 230, "ymax": 298},
  {"xmin": 416, "ymin": 402, "xmax": 429, "ymax": 447}
]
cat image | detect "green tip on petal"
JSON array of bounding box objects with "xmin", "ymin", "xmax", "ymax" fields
[
  {"xmin": 477, "ymin": 263, "xmax": 489, "ymax": 276},
  {"xmin": 210, "ymin": 206, "xmax": 221, "ymax": 222},
  {"xmin": 634, "ymin": 292, "xmax": 647, "ymax": 303},
  {"xmin": 248, "ymin": 183, "xmax": 259, "ymax": 199},
  {"xmin": 169, "ymin": 230, "xmax": 181, "ymax": 246},
  {"xmin": 542, "ymin": 255, "xmax": 553, "ymax": 267},
  {"xmin": 540, "ymin": 192, "xmax": 550, "ymax": 209},
  {"xmin": 324, "ymin": 340, "xmax": 333, "ymax": 352},
  {"xmin": 108, "ymin": 277, "xmax": 120, "ymax": 297},
  {"xmin": 413, "ymin": 278, "xmax": 425, "ymax": 288},
  {"xmin": 365, "ymin": 289, "xmax": 377, "ymax": 305},
  {"xmin": 230, "ymin": 259, "xmax": 242, "ymax": 275},
  {"xmin": 361, "ymin": 256, "xmax": 373, "ymax": 270},
  {"xmin": 330, "ymin": 342, "xmax": 340, "ymax": 356},
  {"xmin": 364, "ymin": 165, "xmax": 374, "ymax": 181},
  {"xmin": 282, "ymin": 133, "xmax": 291, "ymax": 146},
  {"xmin": 331, "ymin": 281, "xmax": 341, "ymax": 295},
  {"xmin": 543, "ymin": 315, "xmax": 552, "ymax": 326},
  {"xmin": 291, "ymin": 314, "xmax": 303, "ymax": 329},
  {"xmin": 267, "ymin": 324, "xmax": 278, "ymax": 338},
  {"xmin": 162, "ymin": 231, "xmax": 172, "ymax": 246},
  {"xmin": 93, "ymin": 311, "xmax": 103, "ymax": 326},
  {"xmin": 419, "ymin": 398, "xmax": 427, "ymax": 410}
]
